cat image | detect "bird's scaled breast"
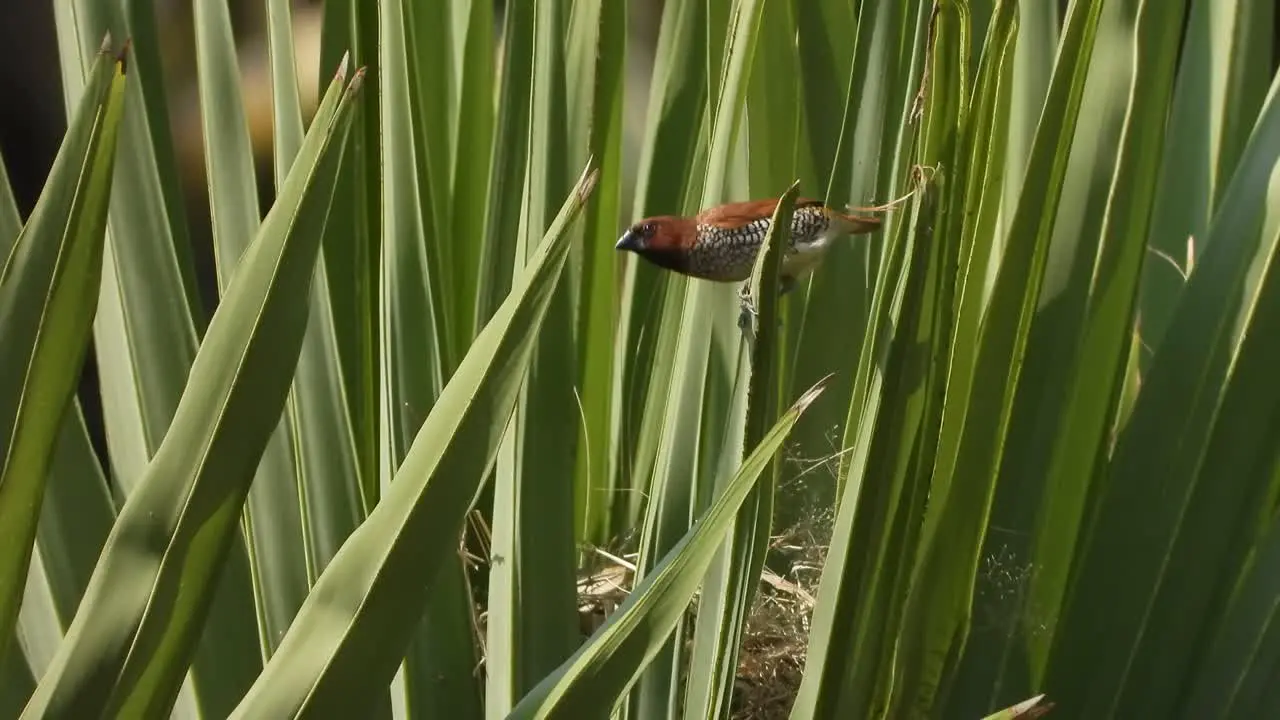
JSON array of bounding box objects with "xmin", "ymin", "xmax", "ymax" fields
[
  {"xmin": 687, "ymin": 219, "xmax": 770, "ymax": 281},
  {"xmin": 685, "ymin": 208, "xmax": 838, "ymax": 282}
]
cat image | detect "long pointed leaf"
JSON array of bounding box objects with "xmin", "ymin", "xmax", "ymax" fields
[
  {"xmin": 20, "ymin": 62, "xmax": 361, "ymax": 719},
  {"xmin": 227, "ymin": 162, "xmax": 599, "ymax": 719},
  {"xmin": 0, "ymin": 38, "xmax": 124, "ymax": 673},
  {"xmin": 507, "ymin": 380, "xmax": 827, "ymax": 719}
]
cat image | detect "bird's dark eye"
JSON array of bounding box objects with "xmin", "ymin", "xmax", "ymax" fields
[{"xmin": 642, "ymin": 222, "xmax": 656, "ymax": 236}]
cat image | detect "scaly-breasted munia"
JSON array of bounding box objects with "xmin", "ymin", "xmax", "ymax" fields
[{"xmin": 614, "ymin": 196, "xmax": 882, "ymax": 294}]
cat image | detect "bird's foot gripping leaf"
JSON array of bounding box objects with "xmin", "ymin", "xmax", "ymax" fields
[
  {"xmin": 737, "ymin": 276, "xmax": 795, "ymax": 339},
  {"xmin": 737, "ymin": 282, "xmax": 758, "ymax": 338}
]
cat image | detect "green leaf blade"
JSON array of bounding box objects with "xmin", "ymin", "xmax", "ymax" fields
[
  {"xmin": 507, "ymin": 381, "xmax": 826, "ymax": 720},
  {"xmin": 227, "ymin": 163, "xmax": 599, "ymax": 720},
  {"xmin": 193, "ymin": 0, "xmax": 312, "ymax": 662},
  {"xmin": 1046, "ymin": 73, "xmax": 1280, "ymax": 718},
  {"xmin": 0, "ymin": 41, "xmax": 124, "ymax": 674},
  {"xmin": 20, "ymin": 63, "xmax": 361, "ymax": 719}
]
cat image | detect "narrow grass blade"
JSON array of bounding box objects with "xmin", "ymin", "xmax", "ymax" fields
[
  {"xmin": 0, "ymin": 39, "xmax": 124, "ymax": 673},
  {"xmin": 997, "ymin": 0, "xmax": 1058, "ymax": 255},
  {"xmin": 623, "ymin": 269, "xmax": 699, "ymax": 720},
  {"xmin": 946, "ymin": 0, "xmax": 1160, "ymax": 710},
  {"xmin": 267, "ymin": 0, "xmax": 307, "ymax": 183},
  {"xmin": 567, "ymin": 0, "xmax": 627, "ymax": 549},
  {"xmin": 746, "ymin": 1, "xmax": 805, "ymax": 195},
  {"xmin": 507, "ymin": 381, "xmax": 827, "ymax": 720},
  {"xmin": 938, "ymin": 0, "xmax": 1018, "ymax": 473},
  {"xmin": 685, "ymin": 181, "xmax": 799, "ymax": 719},
  {"xmin": 228, "ymin": 163, "xmax": 599, "ymax": 720},
  {"xmin": 794, "ymin": 0, "xmax": 855, "ymax": 189},
  {"xmin": 53, "ymin": 1, "xmax": 206, "ymax": 490},
  {"xmin": 487, "ymin": 1, "xmax": 581, "ymax": 712},
  {"xmin": 378, "ymin": 0, "xmax": 443, "ymax": 483},
  {"xmin": 319, "ymin": 0, "xmax": 382, "ymax": 499},
  {"xmin": 996, "ymin": 0, "xmax": 1191, "ymax": 696},
  {"xmin": 979, "ymin": 694, "xmax": 1053, "ymax": 720},
  {"xmin": 449, "ymin": 0, "xmax": 496, "ymax": 345},
  {"xmin": 114, "ymin": 0, "xmax": 195, "ymax": 292},
  {"xmin": 1046, "ymin": 74, "xmax": 1280, "ymax": 717},
  {"xmin": 2, "ymin": 94, "xmax": 115, "ymax": 705},
  {"xmin": 622, "ymin": 94, "xmax": 718, "ymax": 720},
  {"xmin": 375, "ymin": 4, "xmax": 479, "ymax": 704},
  {"xmin": 405, "ymin": 0, "xmax": 457, "ymax": 373},
  {"xmin": 267, "ymin": 0, "xmax": 365, "ymax": 586},
  {"xmin": 20, "ymin": 63, "xmax": 361, "ymax": 719},
  {"xmin": 0, "ymin": 153, "xmax": 19, "ymax": 255},
  {"xmin": 616, "ymin": 22, "xmax": 720, "ymax": 642},
  {"xmin": 790, "ymin": 166, "xmax": 935, "ymax": 719},
  {"xmin": 1113, "ymin": 205, "xmax": 1280, "ymax": 718},
  {"xmin": 624, "ymin": 1, "xmax": 746, "ymax": 715},
  {"xmin": 50, "ymin": 23, "xmax": 257, "ymax": 707},
  {"xmin": 682, "ymin": 2, "xmax": 776, "ymax": 717},
  {"xmin": 16, "ymin": 403, "xmax": 114, "ymax": 680},
  {"xmin": 476, "ymin": 0, "xmax": 536, "ymax": 327},
  {"xmin": 787, "ymin": 0, "xmax": 911, "ymax": 512},
  {"xmin": 615, "ymin": 0, "xmax": 710, "ymax": 543},
  {"xmin": 194, "ymin": 0, "xmax": 310, "ymax": 660},
  {"xmin": 895, "ymin": 0, "xmax": 1107, "ymax": 712},
  {"xmin": 829, "ymin": 0, "xmax": 931, "ymax": 491},
  {"xmin": 1137, "ymin": 0, "xmax": 1274, "ymax": 358},
  {"xmin": 1182, "ymin": 504, "xmax": 1280, "ymax": 718}
]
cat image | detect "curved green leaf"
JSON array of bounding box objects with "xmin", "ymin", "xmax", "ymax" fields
[
  {"xmin": 266, "ymin": 0, "xmax": 364, "ymax": 588},
  {"xmin": 792, "ymin": 172, "xmax": 936, "ymax": 719},
  {"xmin": 506, "ymin": 380, "xmax": 826, "ymax": 720},
  {"xmin": 227, "ymin": 162, "xmax": 599, "ymax": 719},
  {"xmin": 52, "ymin": 0, "xmax": 203, "ymax": 491},
  {"xmin": 0, "ymin": 39, "xmax": 124, "ymax": 672},
  {"xmin": 376, "ymin": 0, "xmax": 473, "ymax": 714},
  {"xmin": 487, "ymin": 0, "xmax": 583, "ymax": 713},
  {"xmin": 680, "ymin": 2, "xmax": 773, "ymax": 717},
  {"xmin": 0, "ymin": 152, "xmax": 19, "ymax": 255},
  {"xmin": 194, "ymin": 0, "xmax": 310, "ymax": 661},
  {"xmin": 448, "ymin": 0, "xmax": 495, "ymax": 346},
  {"xmin": 683, "ymin": 179, "xmax": 798, "ymax": 720},
  {"xmin": 1138, "ymin": 0, "xmax": 1274, "ymax": 356},
  {"xmin": 20, "ymin": 61, "xmax": 361, "ymax": 719},
  {"xmin": 893, "ymin": 0, "xmax": 1107, "ymax": 712},
  {"xmin": 1047, "ymin": 72, "xmax": 1280, "ymax": 717},
  {"xmin": 16, "ymin": 402, "xmax": 114, "ymax": 681}
]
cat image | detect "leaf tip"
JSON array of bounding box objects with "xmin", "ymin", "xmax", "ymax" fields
[
  {"xmin": 575, "ymin": 157, "xmax": 600, "ymax": 204},
  {"xmin": 1006, "ymin": 694, "xmax": 1054, "ymax": 718},
  {"xmin": 792, "ymin": 375, "xmax": 832, "ymax": 415},
  {"xmin": 98, "ymin": 33, "xmax": 131, "ymax": 74},
  {"xmin": 348, "ymin": 66, "xmax": 368, "ymax": 96},
  {"xmin": 116, "ymin": 38, "xmax": 133, "ymax": 74},
  {"xmin": 336, "ymin": 51, "xmax": 351, "ymax": 82}
]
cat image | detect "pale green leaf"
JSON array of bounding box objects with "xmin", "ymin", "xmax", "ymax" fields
[
  {"xmin": 227, "ymin": 163, "xmax": 599, "ymax": 719},
  {"xmin": 20, "ymin": 63, "xmax": 360, "ymax": 719},
  {"xmin": 507, "ymin": 381, "xmax": 826, "ymax": 719},
  {"xmin": 0, "ymin": 40, "xmax": 124, "ymax": 674}
]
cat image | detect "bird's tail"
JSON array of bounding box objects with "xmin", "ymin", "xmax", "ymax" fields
[
  {"xmin": 826, "ymin": 207, "xmax": 883, "ymax": 235},
  {"xmin": 828, "ymin": 183, "xmax": 919, "ymax": 234}
]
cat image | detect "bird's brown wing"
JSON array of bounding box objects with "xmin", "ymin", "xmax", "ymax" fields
[{"xmin": 695, "ymin": 197, "xmax": 826, "ymax": 228}]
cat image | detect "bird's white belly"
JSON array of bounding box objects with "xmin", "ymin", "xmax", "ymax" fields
[{"xmin": 781, "ymin": 232, "xmax": 836, "ymax": 278}]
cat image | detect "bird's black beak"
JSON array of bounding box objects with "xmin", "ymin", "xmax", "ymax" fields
[{"xmin": 615, "ymin": 229, "xmax": 644, "ymax": 253}]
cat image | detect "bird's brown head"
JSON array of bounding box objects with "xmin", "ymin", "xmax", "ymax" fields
[{"xmin": 615, "ymin": 216, "xmax": 697, "ymax": 273}]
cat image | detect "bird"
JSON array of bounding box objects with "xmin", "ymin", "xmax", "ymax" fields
[{"xmin": 614, "ymin": 196, "xmax": 882, "ymax": 297}]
